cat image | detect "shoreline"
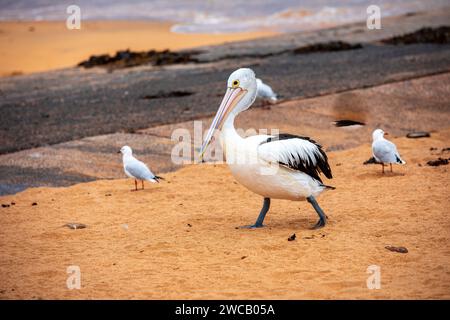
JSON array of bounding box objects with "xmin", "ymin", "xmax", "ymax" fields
[{"xmin": 0, "ymin": 20, "xmax": 277, "ymax": 76}]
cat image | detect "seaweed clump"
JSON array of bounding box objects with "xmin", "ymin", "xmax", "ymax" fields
[
  {"xmin": 382, "ymin": 26, "xmax": 450, "ymax": 45},
  {"xmin": 293, "ymin": 41, "xmax": 363, "ymax": 55},
  {"xmin": 78, "ymin": 49, "xmax": 201, "ymax": 70}
]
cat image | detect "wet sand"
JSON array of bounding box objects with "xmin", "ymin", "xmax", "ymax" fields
[
  {"xmin": 0, "ymin": 21, "xmax": 275, "ymax": 76},
  {"xmin": 0, "ymin": 129, "xmax": 449, "ymax": 299}
]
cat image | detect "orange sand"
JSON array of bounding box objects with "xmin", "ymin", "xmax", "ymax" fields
[
  {"xmin": 0, "ymin": 130, "xmax": 449, "ymax": 299},
  {"xmin": 0, "ymin": 21, "xmax": 276, "ymax": 76}
]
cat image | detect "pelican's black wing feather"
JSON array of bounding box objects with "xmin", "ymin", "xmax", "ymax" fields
[{"xmin": 259, "ymin": 133, "xmax": 332, "ymax": 183}]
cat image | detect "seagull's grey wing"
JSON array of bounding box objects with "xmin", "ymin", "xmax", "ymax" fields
[
  {"xmin": 385, "ymin": 140, "xmax": 406, "ymax": 164},
  {"xmin": 125, "ymin": 159, "xmax": 156, "ymax": 181},
  {"xmin": 372, "ymin": 140, "xmax": 397, "ymax": 163}
]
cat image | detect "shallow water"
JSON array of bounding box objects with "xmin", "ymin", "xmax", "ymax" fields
[{"xmin": 1, "ymin": 0, "xmax": 449, "ymax": 33}]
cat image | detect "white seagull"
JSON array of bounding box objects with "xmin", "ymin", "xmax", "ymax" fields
[
  {"xmin": 256, "ymin": 78, "xmax": 278, "ymax": 103},
  {"xmin": 118, "ymin": 146, "xmax": 163, "ymax": 191},
  {"xmin": 372, "ymin": 129, "xmax": 406, "ymax": 174},
  {"xmin": 200, "ymin": 68, "xmax": 334, "ymax": 229}
]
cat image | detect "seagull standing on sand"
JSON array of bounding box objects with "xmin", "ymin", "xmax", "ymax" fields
[
  {"xmin": 372, "ymin": 129, "xmax": 406, "ymax": 173},
  {"xmin": 118, "ymin": 146, "xmax": 163, "ymax": 191},
  {"xmin": 200, "ymin": 68, "xmax": 334, "ymax": 229},
  {"xmin": 256, "ymin": 78, "xmax": 278, "ymax": 103}
]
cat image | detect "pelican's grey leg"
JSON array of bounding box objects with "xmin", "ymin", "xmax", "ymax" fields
[
  {"xmin": 240, "ymin": 198, "xmax": 270, "ymax": 229},
  {"xmin": 307, "ymin": 196, "xmax": 326, "ymax": 229}
]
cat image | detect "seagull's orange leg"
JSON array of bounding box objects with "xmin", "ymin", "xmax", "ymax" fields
[
  {"xmin": 142, "ymin": 180, "xmax": 144, "ymax": 190},
  {"xmin": 390, "ymin": 163, "xmax": 393, "ymax": 172},
  {"xmin": 133, "ymin": 179, "xmax": 137, "ymax": 191},
  {"xmin": 381, "ymin": 164, "xmax": 385, "ymax": 174}
]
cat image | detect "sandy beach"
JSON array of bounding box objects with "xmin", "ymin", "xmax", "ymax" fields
[
  {"xmin": 0, "ymin": 21, "xmax": 275, "ymax": 76},
  {"xmin": 0, "ymin": 130, "xmax": 449, "ymax": 299}
]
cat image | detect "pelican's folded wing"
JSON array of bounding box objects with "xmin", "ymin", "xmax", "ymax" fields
[{"xmin": 258, "ymin": 134, "xmax": 332, "ymax": 183}]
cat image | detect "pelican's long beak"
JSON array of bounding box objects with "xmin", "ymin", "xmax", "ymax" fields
[{"xmin": 199, "ymin": 87, "xmax": 246, "ymax": 159}]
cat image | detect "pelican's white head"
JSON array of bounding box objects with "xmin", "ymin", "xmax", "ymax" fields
[
  {"xmin": 200, "ymin": 68, "xmax": 257, "ymax": 158},
  {"xmin": 119, "ymin": 145, "xmax": 133, "ymax": 155},
  {"xmin": 226, "ymin": 68, "xmax": 257, "ymax": 114},
  {"xmin": 372, "ymin": 129, "xmax": 388, "ymax": 141}
]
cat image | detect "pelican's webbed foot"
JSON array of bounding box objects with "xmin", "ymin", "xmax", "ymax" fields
[
  {"xmin": 239, "ymin": 198, "xmax": 270, "ymax": 229},
  {"xmin": 307, "ymin": 196, "xmax": 327, "ymax": 229}
]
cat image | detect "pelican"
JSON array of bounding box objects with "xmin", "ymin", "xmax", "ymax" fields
[
  {"xmin": 256, "ymin": 78, "xmax": 278, "ymax": 102},
  {"xmin": 372, "ymin": 129, "xmax": 406, "ymax": 173},
  {"xmin": 200, "ymin": 68, "xmax": 334, "ymax": 229},
  {"xmin": 118, "ymin": 146, "xmax": 163, "ymax": 191}
]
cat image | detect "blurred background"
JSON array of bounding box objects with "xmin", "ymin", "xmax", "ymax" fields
[{"xmin": 1, "ymin": 0, "xmax": 449, "ymax": 75}]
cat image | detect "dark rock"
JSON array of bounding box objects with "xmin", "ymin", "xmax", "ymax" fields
[
  {"xmin": 427, "ymin": 157, "xmax": 449, "ymax": 166},
  {"xmin": 382, "ymin": 26, "xmax": 450, "ymax": 45},
  {"xmin": 363, "ymin": 156, "xmax": 381, "ymax": 165},
  {"xmin": 141, "ymin": 91, "xmax": 194, "ymax": 100},
  {"xmin": 406, "ymin": 131, "xmax": 430, "ymax": 138},
  {"xmin": 333, "ymin": 119, "xmax": 365, "ymax": 127},
  {"xmin": 31, "ymin": 202, "xmax": 37, "ymax": 206},
  {"xmin": 293, "ymin": 41, "xmax": 363, "ymax": 55},
  {"xmin": 288, "ymin": 233, "xmax": 296, "ymax": 241},
  {"xmin": 385, "ymin": 245, "xmax": 408, "ymax": 253},
  {"xmin": 78, "ymin": 49, "xmax": 201, "ymax": 70}
]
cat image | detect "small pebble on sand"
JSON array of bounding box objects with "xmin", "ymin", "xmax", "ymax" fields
[
  {"xmin": 385, "ymin": 246, "xmax": 408, "ymax": 253},
  {"xmin": 64, "ymin": 223, "xmax": 87, "ymax": 230},
  {"xmin": 406, "ymin": 131, "xmax": 430, "ymax": 139}
]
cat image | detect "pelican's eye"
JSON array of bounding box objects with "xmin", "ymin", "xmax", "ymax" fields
[{"xmin": 231, "ymin": 80, "xmax": 240, "ymax": 88}]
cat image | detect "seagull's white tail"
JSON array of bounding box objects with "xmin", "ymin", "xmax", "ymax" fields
[{"xmin": 396, "ymin": 155, "xmax": 406, "ymax": 165}]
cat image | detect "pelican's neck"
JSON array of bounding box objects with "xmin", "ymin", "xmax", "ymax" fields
[{"xmin": 222, "ymin": 112, "xmax": 242, "ymax": 143}]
